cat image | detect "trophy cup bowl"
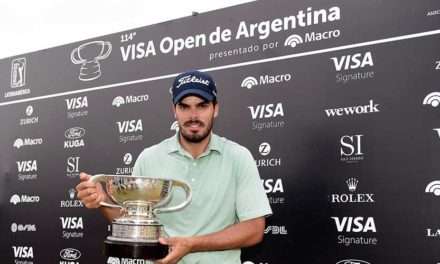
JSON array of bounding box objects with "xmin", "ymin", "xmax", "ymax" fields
[{"xmin": 89, "ymin": 174, "xmax": 192, "ymax": 260}]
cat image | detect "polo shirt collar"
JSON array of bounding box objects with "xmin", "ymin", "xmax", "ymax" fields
[{"xmin": 167, "ymin": 131, "xmax": 223, "ymax": 156}]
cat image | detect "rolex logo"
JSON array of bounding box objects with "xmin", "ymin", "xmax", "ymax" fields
[{"xmin": 346, "ymin": 178, "xmax": 358, "ymax": 192}]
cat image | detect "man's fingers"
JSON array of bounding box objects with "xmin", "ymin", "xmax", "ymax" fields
[
  {"xmin": 158, "ymin": 237, "xmax": 170, "ymax": 245},
  {"xmin": 80, "ymin": 172, "xmax": 91, "ymax": 181}
]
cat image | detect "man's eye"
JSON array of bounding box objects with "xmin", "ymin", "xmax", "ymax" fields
[{"xmin": 198, "ymin": 104, "xmax": 207, "ymax": 109}]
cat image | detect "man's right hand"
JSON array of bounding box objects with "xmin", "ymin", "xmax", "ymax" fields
[{"xmin": 76, "ymin": 172, "xmax": 106, "ymax": 209}]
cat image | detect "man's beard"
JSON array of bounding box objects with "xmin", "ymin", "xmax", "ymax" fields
[{"xmin": 179, "ymin": 118, "xmax": 214, "ymax": 143}]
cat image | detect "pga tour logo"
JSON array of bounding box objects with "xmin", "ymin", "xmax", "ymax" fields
[
  {"xmin": 11, "ymin": 58, "xmax": 26, "ymax": 88},
  {"xmin": 14, "ymin": 138, "xmax": 43, "ymax": 148},
  {"xmin": 112, "ymin": 94, "xmax": 149, "ymax": 107},
  {"xmin": 241, "ymin": 73, "xmax": 292, "ymax": 89}
]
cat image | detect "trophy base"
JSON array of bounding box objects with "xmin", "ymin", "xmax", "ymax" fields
[{"xmin": 104, "ymin": 239, "xmax": 169, "ymax": 260}]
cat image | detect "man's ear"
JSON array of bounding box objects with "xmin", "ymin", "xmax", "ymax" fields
[
  {"xmin": 214, "ymin": 103, "xmax": 219, "ymax": 118},
  {"xmin": 172, "ymin": 104, "xmax": 177, "ymax": 119}
]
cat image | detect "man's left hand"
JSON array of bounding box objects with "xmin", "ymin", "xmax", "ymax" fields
[{"xmin": 155, "ymin": 237, "xmax": 193, "ymax": 264}]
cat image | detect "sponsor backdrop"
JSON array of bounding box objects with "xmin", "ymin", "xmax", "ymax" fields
[{"xmin": 1, "ymin": 0, "xmax": 440, "ymax": 263}]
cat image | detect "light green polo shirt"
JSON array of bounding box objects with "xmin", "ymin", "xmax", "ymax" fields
[{"xmin": 132, "ymin": 132, "xmax": 272, "ymax": 264}]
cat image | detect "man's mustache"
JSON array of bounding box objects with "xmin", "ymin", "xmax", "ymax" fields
[{"xmin": 184, "ymin": 120, "xmax": 204, "ymax": 127}]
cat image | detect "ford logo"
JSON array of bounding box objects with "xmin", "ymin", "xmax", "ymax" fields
[
  {"xmin": 65, "ymin": 127, "xmax": 85, "ymax": 139},
  {"xmin": 60, "ymin": 248, "xmax": 81, "ymax": 260},
  {"xmin": 336, "ymin": 260, "xmax": 370, "ymax": 264}
]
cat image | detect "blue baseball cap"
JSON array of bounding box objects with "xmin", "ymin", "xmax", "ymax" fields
[{"xmin": 172, "ymin": 70, "xmax": 217, "ymax": 104}]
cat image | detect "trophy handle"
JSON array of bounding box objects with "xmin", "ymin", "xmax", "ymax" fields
[
  {"xmin": 70, "ymin": 48, "xmax": 82, "ymax": 64},
  {"xmin": 88, "ymin": 174, "xmax": 123, "ymax": 209},
  {"xmin": 96, "ymin": 41, "xmax": 112, "ymax": 61},
  {"xmin": 155, "ymin": 180, "xmax": 192, "ymax": 214}
]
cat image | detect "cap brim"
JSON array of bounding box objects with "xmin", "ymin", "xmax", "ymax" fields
[{"xmin": 173, "ymin": 89, "xmax": 214, "ymax": 104}]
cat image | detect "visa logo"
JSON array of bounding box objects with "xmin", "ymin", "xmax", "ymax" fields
[{"xmin": 331, "ymin": 52, "xmax": 374, "ymax": 71}]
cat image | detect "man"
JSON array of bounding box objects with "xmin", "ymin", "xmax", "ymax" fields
[{"xmin": 76, "ymin": 70, "xmax": 272, "ymax": 264}]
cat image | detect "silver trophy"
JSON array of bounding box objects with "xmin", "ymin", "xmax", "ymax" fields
[{"xmin": 89, "ymin": 174, "xmax": 192, "ymax": 260}]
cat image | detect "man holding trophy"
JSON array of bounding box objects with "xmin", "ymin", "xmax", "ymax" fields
[{"xmin": 76, "ymin": 70, "xmax": 272, "ymax": 264}]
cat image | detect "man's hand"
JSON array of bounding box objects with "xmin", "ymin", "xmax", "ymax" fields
[
  {"xmin": 154, "ymin": 237, "xmax": 193, "ymax": 264},
  {"xmin": 76, "ymin": 172, "xmax": 106, "ymax": 209}
]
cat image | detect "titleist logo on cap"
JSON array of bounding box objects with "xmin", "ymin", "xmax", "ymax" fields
[{"xmin": 176, "ymin": 75, "xmax": 210, "ymax": 89}]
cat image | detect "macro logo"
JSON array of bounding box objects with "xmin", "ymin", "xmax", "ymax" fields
[
  {"xmin": 284, "ymin": 34, "xmax": 303, "ymax": 48},
  {"xmin": 12, "ymin": 246, "xmax": 34, "ymax": 259},
  {"xmin": 113, "ymin": 96, "xmax": 125, "ymax": 107},
  {"xmin": 241, "ymin": 74, "xmax": 291, "ymax": 89},
  {"xmin": 264, "ymin": 225, "xmax": 287, "ymax": 235},
  {"xmin": 14, "ymin": 138, "xmax": 24, "ymax": 148},
  {"xmin": 330, "ymin": 178, "xmax": 374, "ymax": 203},
  {"xmin": 60, "ymin": 217, "xmax": 84, "ymax": 239},
  {"xmin": 117, "ymin": 119, "xmax": 144, "ymax": 143},
  {"xmin": 107, "ymin": 257, "xmax": 151, "ymax": 264},
  {"xmin": 434, "ymin": 129, "xmax": 440, "ymax": 139},
  {"xmin": 336, "ymin": 260, "xmax": 370, "ymax": 264},
  {"xmin": 112, "ymin": 94, "xmax": 149, "ymax": 107},
  {"xmin": 20, "ymin": 105, "xmax": 39, "ymax": 126},
  {"xmin": 14, "ymin": 138, "xmax": 43, "ymax": 149},
  {"xmin": 66, "ymin": 96, "xmax": 89, "ymax": 119},
  {"xmin": 248, "ymin": 103, "xmax": 286, "ymax": 131},
  {"xmin": 107, "ymin": 257, "xmax": 120, "ymax": 264},
  {"xmin": 423, "ymin": 92, "xmax": 440, "ymax": 108},
  {"xmin": 262, "ymin": 179, "xmax": 284, "ymax": 193},
  {"xmin": 426, "ymin": 181, "xmax": 440, "ymax": 196},
  {"xmin": 171, "ymin": 121, "xmax": 180, "ymax": 132},
  {"xmin": 64, "ymin": 127, "xmax": 86, "ymax": 148},
  {"xmin": 60, "ymin": 248, "xmax": 81, "ymax": 261},
  {"xmin": 255, "ymin": 142, "xmax": 281, "ymax": 167},
  {"xmin": 241, "ymin": 77, "xmax": 258, "ymax": 89},
  {"xmin": 340, "ymin": 135, "xmax": 364, "ymax": 163},
  {"xmin": 10, "ymin": 194, "xmax": 40, "ymax": 205},
  {"xmin": 331, "ymin": 51, "xmax": 375, "ymax": 83}
]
